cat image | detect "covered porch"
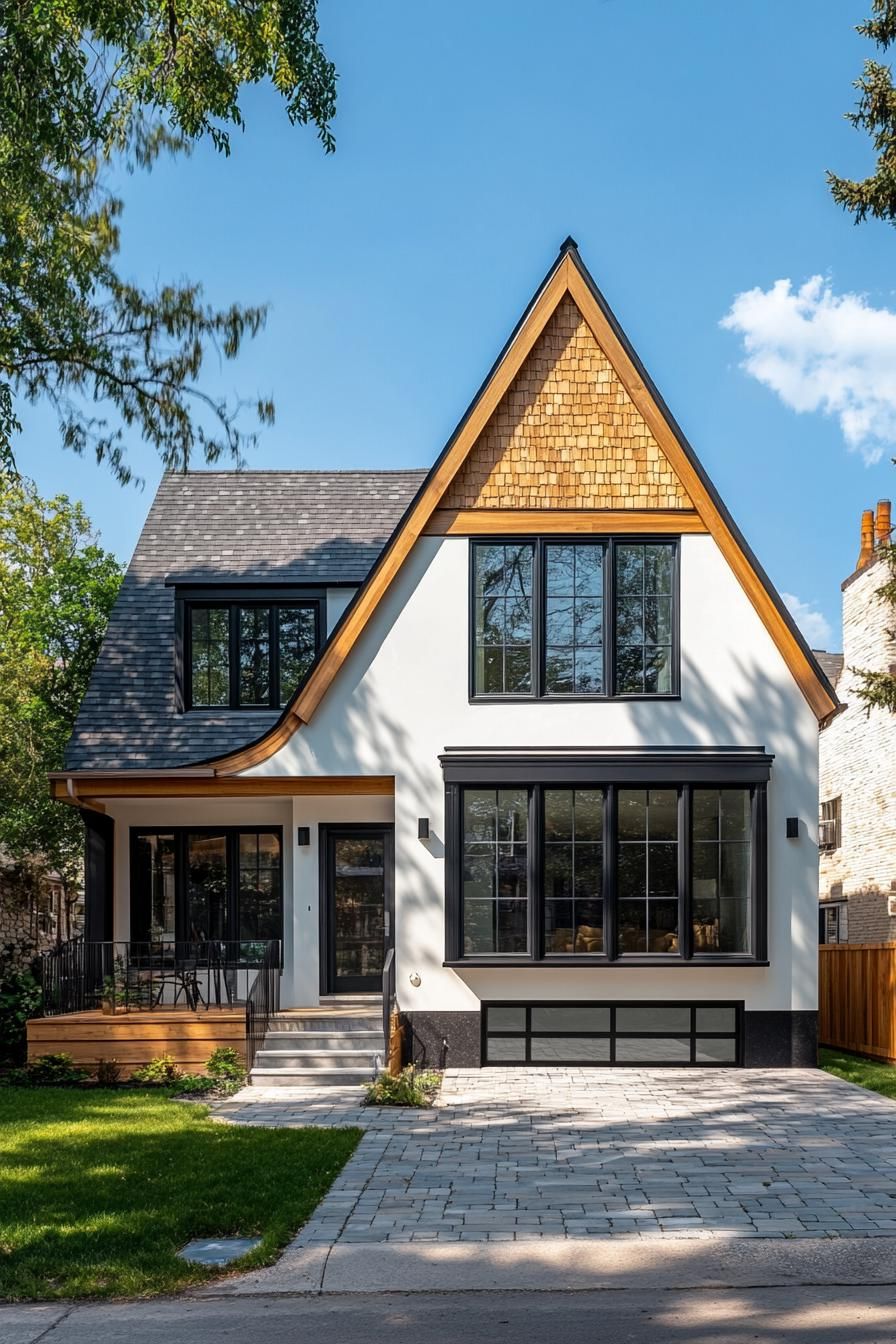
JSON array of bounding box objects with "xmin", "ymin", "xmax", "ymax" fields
[{"xmin": 39, "ymin": 771, "xmax": 399, "ymax": 1079}]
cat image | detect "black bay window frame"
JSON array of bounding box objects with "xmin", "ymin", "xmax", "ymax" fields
[
  {"xmin": 468, "ymin": 535, "xmax": 681, "ymax": 703},
  {"xmin": 175, "ymin": 586, "xmax": 325, "ymax": 712},
  {"xmin": 442, "ymin": 750, "xmax": 769, "ymax": 968},
  {"xmin": 129, "ymin": 825, "xmax": 284, "ymax": 952}
]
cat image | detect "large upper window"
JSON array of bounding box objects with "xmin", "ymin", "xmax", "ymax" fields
[
  {"xmin": 183, "ymin": 595, "xmax": 320, "ymax": 710},
  {"xmin": 131, "ymin": 828, "xmax": 282, "ymax": 949},
  {"xmin": 446, "ymin": 755, "xmax": 769, "ymax": 964},
  {"xmin": 470, "ymin": 538, "xmax": 677, "ymax": 700}
]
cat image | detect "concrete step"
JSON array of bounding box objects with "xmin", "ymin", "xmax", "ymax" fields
[
  {"xmin": 254, "ymin": 1048, "xmax": 382, "ymax": 1069},
  {"xmin": 267, "ymin": 1014, "xmax": 380, "ymax": 1032},
  {"xmin": 318, "ymin": 994, "xmax": 381, "ymax": 1006},
  {"xmin": 249, "ymin": 1066, "xmax": 375, "ymax": 1087},
  {"xmin": 262, "ymin": 1030, "xmax": 384, "ymax": 1051}
]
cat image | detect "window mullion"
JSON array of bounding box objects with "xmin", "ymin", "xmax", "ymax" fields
[
  {"xmin": 530, "ymin": 786, "xmax": 543, "ymax": 959},
  {"xmin": 680, "ymin": 786, "xmax": 693, "ymax": 959},
  {"xmin": 270, "ymin": 607, "xmax": 280, "ymax": 709},
  {"xmin": 229, "ymin": 606, "xmax": 239, "ymax": 709},
  {"xmin": 533, "ymin": 540, "xmax": 543, "ymax": 699},
  {"xmin": 606, "ymin": 539, "xmax": 616, "ymax": 696},
  {"xmin": 605, "ymin": 784, "xmax": 617, "ymax": 960}
]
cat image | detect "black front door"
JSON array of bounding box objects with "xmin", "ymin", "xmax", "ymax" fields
[{"xmin": 321, "ymin": 825, "xmax": 394, "ymax": 994}]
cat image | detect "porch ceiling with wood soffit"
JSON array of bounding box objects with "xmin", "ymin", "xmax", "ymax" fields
[{"xmin": 54, "ymin": 239, "xmax": 840, "ymax": 802}]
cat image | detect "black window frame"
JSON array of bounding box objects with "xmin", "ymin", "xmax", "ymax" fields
[
  {"xmin": 129, "ymin": 826, "xmax": 284, "ymax": 949},
  {"xmin": 443, "ymin": 751, "xmax": 769, "ymax": 967},
  {"xmin": 176, "ymin": 586, "xmax": 325, "ymax": 712},
  {"xmin": 819, "ymin": 796, "xmax": 842, "ymax": 853},
  {"xmin": 468, "ymin": 536, "xmax": 680, "ymax": 702}
]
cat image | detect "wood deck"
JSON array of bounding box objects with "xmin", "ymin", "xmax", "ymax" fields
[{"xmin": 27, "ymin": 1006, "xmax": 245, "ymax": 1078}]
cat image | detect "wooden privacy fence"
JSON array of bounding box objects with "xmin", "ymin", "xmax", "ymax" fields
[{"xmin": 819, "ymin": 942, "xmax": 896, "ymax": 1063}]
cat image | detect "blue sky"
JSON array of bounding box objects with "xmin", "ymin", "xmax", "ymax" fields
[{"xmin": 19, "ymin": 0, "xmax": 896, "ymax": 651}]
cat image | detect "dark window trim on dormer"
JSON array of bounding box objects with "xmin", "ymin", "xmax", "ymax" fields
[
  {"xmin": 468, "ymin": 536, "xmax": 681, "ymax": 703},
  {"xmin": 174, "ymin": 585, "xmax": 326, "ymax": 713}
]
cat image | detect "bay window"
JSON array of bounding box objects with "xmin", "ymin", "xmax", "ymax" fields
[{"xmin": 445, "ymin": 752, "xmax": 769, "ymax": 964}]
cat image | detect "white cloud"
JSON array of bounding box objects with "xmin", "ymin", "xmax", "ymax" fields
[
  {"xmin": 720, "ymin": 276, "xmax": 896, "ymax": 464},
  {"xmin": 782, "ymin": 592, "xmax": 833, "ymax": 648}
]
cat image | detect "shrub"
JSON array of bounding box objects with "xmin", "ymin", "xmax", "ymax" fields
[
  {"xmin": 0, "ymin": 957, "xmax": 42, "ymax": 1066},
  {"xmin": 364, "ymin": 1065, "xmax": 441, "ymax": 1107},
  {"xmin": 2, "ymin": 1052, "xmax": 90, "ymax": 1086},
  {"xmin": 95, "ymin": 1058, "xmax": 122, "ymax": 1087},
  {"xmin": 206, "ymin": 1046, "xmax": 244, "ymax": 1081},
  {"xmin": 131, "ymin": 1054, "xmax": 181, "ymax": 1085}
]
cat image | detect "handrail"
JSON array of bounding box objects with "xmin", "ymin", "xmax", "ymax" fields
[
  {"xmin": 381, "ymin": 945, "xmax": 395, "ymax": 1061},
  {"xmin": 245, "ymin": 939, "xmax": 281, "ymax": 1071}
]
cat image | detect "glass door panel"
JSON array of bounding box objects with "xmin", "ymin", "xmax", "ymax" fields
[{"xmin": 330, "ymin": 832, "xmax": 388, "ymax": 992}]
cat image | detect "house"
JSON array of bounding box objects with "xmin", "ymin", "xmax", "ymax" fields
[
  {"xmin": 38, "ymin": 240, "xmax": 838, "ymax": 1078},
  {"xmin": 817, "ymin": 501, "xmax": 896, "ymax": 945}
]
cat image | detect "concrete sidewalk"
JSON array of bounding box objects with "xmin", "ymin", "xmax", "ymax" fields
[
  {"xmin": 208, "ymin": 1231, "xmax": 896, "ymax": 1295},
  {"xmin": 3, "ymin": 1284, "xmax": 896, "ymax": 1344}
]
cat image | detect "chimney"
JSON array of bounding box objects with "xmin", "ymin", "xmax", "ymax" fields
[
  {"xmin": 875, "ymin": 499, "xmax": 892, "ymax": 549},
  {"xmin": 858, "ymin": 508, "xmax": 875, "ymax": 568}
]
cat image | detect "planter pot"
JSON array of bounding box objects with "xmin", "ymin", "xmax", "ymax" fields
[{"xmin": 101, "ymin": 999, "xmax": 128, "ymax": 1016}]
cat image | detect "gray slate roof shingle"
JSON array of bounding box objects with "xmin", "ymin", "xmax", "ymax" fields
[
  {"xmin": 811, "ymin": 649, "xmax": 844, "ymax": 690},
  {"xmin": 65, "ymin": 469, "xmax": 428, "ymax": 770}
]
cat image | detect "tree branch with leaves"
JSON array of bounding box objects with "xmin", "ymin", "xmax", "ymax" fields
[{"xmin": 0, "ymin": 2, "xmax": 336, "ymax": 482}]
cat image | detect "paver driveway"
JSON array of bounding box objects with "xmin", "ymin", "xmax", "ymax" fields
[{"xmin": 215, "ymin": 1067, "xmax": 896, "ymax": 1245}]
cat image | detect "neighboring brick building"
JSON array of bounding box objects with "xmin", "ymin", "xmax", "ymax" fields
[{"xmin": 817, "ymin": 500, "xmax": 896, "ymax": 943}]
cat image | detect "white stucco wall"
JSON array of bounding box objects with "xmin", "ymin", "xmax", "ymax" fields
[
  {"xmin": 326, "ymin": 587, "xmax": 357, "ymax": 636},
  {"xmin": 240, "ymin": 532, "xmax": 820, "ymax": 1015}
]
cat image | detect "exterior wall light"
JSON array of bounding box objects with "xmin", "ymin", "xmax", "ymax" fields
[
  {"xmin": 409, "ymin": 972, "xmax": 421, "ymax": 987},
  {"xmin": 296, "ymin": 826, "xmax": 310, "ymax": 846},
  {"xmin": 418, "ymin": 817, "xmax": 430, "ymax": 839},
  {"xmin": 785, "ymin": 817, "xmax": 799, "ymax": 839}
]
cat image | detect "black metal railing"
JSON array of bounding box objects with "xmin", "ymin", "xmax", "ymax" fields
[
  {"xmin": 39, "ymin": 939, "xmax": 278, "ymax": 1017},
  {"xmin": 245, "ymin": 938, "xmax": 281, "ymax": 1070}
]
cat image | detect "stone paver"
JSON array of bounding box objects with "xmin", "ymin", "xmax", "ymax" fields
[{"xmin": 214, "ymin": 1067, "xmax": 896, "ymax": 1246}]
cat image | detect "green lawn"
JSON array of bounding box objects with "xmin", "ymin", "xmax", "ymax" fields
[
  {"xmin": 819, "ymin": 1047, "xmax": 896, "ymax": 1102},
  {"xmin": 0, "ymin": 1088, "xmax": 360, "ymax": 1301}
]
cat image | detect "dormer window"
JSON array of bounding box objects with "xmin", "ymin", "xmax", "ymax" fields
[{"xmin": 179, "ymin": 589, "xmax": 323, "ymax": 711}]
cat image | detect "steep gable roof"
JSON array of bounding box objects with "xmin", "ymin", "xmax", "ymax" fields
[{"xmin": 208, "ymin": 241, "xmax": 837, "ymax": 774}]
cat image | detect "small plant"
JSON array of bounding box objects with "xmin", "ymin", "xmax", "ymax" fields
[
  {"xmin": 132, "ymin": 1054, "xmax": 181, "ymax": 1085},
  {"xmin": 101, "ymin": 956, "xmax": 129, "ymax": 1013},
  {"xmin": 2, "ymin": 1052, "xmax": 90, "ymax": 1086},
  {"xmin": 364, "ymin": 1065, "xmax": 441, "ymax": 1107},
  {"xmin": 166, "ymin": 1073, "xmax": 219, "ymax": 1096},
  {"xmin": 206, "ymin": 1046, "xmax": 245, "ymax": 1082},
  {"xmin": 95, "ymin": 1057, "xmax": 122, "ymax": 1087}
]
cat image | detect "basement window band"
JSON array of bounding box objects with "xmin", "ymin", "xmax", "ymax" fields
[
  {"xmin": 443, "ymin": 756, "xmax": 768, "ymax": 964},
  {"xmin": 482, "ymin": 1002, "xmax": 743, "ymax": 1066}
]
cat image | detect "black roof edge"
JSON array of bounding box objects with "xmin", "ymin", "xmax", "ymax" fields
[{"xmin": 186, "ymin": 239, "xmax": 837, "ymax": 772}]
